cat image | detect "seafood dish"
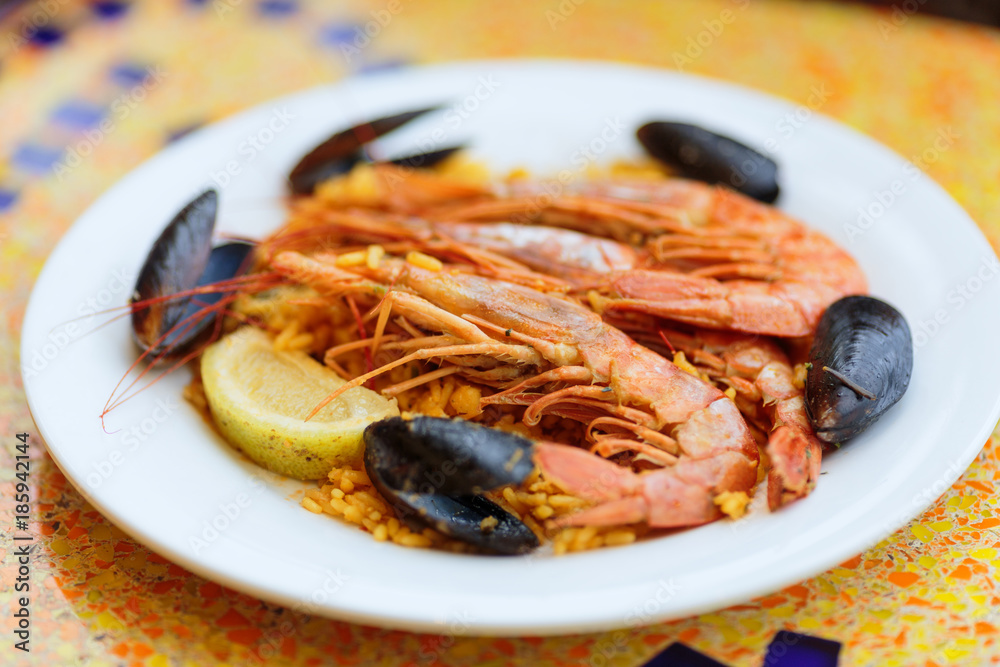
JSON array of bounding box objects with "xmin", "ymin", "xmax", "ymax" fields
[{"xmin": 115, "ymin": 108, "xmax": 912, "ymax": 556}]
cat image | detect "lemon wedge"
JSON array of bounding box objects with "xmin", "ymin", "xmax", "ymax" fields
[{"xmin": 200, "ymin": 327, "xmax": 398, "ymax": 479}]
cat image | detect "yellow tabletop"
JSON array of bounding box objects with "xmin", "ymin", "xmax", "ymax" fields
[{"xmin": 2, "ymin": 1, "xmax": 999, "ymax": 665}]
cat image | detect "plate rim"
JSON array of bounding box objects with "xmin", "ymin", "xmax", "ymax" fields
[{"xmin": 21, "ymin": 58, "xmax": 1000, "ymax": 636}]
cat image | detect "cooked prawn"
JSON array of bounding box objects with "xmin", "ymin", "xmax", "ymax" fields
[
  {"xmin": 639, "ymin": 326, "xmax": 823, "ymax": 509},
  {"xmin": 382, "ymin": 168, "xmax": 866, "ymax": 337},
  {"xmin": 269, "ymin": 250, "xmax": 759, "ymax": 528}
]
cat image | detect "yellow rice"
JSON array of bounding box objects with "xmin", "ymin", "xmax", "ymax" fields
[
  {"xmin": 187, "ymin": 158, "xmax": 758, "ymax": 555},
  {"xmin": 206, "ymin": 285, "xmax": 648, "ymax": 554}
]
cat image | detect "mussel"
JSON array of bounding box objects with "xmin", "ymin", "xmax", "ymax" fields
[
  {"xmin": 805, "ymin": 296, "xmax": 913, "ymax": 443},
  {"xmin": 363, "ymin": 416, "xmax": 539, "ymax": 555},
  {"xmin": 131, "ymin": 189, "xmax": 255, "ymax": 361},
  {"xmin": 288, "ymin": 107, "xmax": 462, "ymax": 195},
  {"xmin": 637, "ymin": 121, "xmax": 780, "ymax": 203}
]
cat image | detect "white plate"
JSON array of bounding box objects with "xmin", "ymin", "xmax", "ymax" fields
[{"xmin": 22, "ymin": 61, "xmax": 1000, "ymax": 636}]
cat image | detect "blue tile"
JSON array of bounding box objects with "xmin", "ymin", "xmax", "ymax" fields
[
  {"xmin": 92, "ymin": 1, "xmax": 130, "ymax": 19},
  {"xmin": 12, "ymin": 144, "xmax": 63, "ymax": 173},
  {"xmin": 52, "ymin": 102, "xmax": 106, "ymax": 130},
  {"xmin": 319, "ymin": 23, "xmax": 359, "ymax": 47},
  {"xmin": 0, "ymin": 189, "xmax": 18, "ymax": 212},
  {"xmin": 109, "ymin": 63, "xmax": 149, "ymax": 87},
  {"xmin": 763, "ymin": 631, "xmax": 841, "ymax": 667},
  {"xmin": 644, "ymin": 642, "xmax": 729, "ymax": 667},
  {"xmin": 256, "ymin": 0, "xmax": 298, "ymax": 17},
  {"xmin": 29, "ymin": 26, "xmax": 62, "ymax": 47}
]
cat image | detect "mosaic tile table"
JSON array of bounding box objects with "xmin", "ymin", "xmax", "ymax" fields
[{"xmin": 2, "ymin": 1, "xmax": 1000, "ymax": 665}]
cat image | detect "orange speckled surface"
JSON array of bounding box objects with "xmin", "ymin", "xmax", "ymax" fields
[{"xmin": 2, "ymin": 1, "xmax": 1000, "ymax": 665}]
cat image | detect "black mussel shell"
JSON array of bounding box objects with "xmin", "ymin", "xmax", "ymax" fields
[
  {"xmin": 289, "ymin": 147, "xmax": 363, "ymax": 196},
  {"xmin": 637, "ymin": 121, "xmax": 780, "ymax": 203},
  {"xmin": 805, "ymin": 296, "xmax": 912, "ymax": 444},
  {"xmin": 288, "ymin": 107, "xmax": 441, "ymax": 195},
  {"xmin": 155, "ymin": 241, "xmax": 256, "ymax": 354},
  {"xmin": 387, "ymin": 145, "xmax": 463, "ymax": 170},
  {"xmin": 383, "ymin": 491, "xmax": 538, "ymax": 555},
  {"xmin": 365, "ymin": 416, "xmax": 535, "ymax": 495},
  {"xmin": 131, "ymin": 190, "xmax": 217, "ymax": 357},
  {"xmin": 363, "ymin": 416, "xmax": 538, "ymax": 555}
]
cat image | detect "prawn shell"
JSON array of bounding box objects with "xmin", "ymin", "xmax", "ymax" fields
[
  {"xmin": 637, "ymin": 121, "xmax": 780, "ymax": 203},
  {"xmin": 363, "ymin": 416, "xmax": 538, "ymax": 555},
  {"xmin": 131, "ymin": 190, "xmax": 217, "ymax": 357},
  {"xmin": 805, "ymin": 296, "xmax": 912, "ymax": 443}
]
